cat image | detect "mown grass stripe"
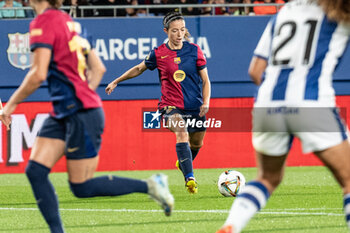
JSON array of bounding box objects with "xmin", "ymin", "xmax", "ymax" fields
[{"xmin": 0, "ymin": 207, "xmax": 343, "ymax": 216}]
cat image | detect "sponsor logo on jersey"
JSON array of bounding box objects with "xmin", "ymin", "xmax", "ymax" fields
[
  {"xmin": 7, "ymin": 33, "xmax": 32, "ymax": 70},
  {"xmin": 173, "ymin": 70, "xmax": 186, "ymax": 82},
  {"xmin": 30, "ymin": 29, "xmax": 43, "ymax": 37},
  {"xmin": 174, "ymin": 57, "xmax": 181, "ymax": 64}
]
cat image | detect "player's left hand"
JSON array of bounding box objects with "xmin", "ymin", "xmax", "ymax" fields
[
  {"xmin": 0, "ymin": 102, "xmax": 16, "ymax": 131},
  {"xmin": 0, "ymin": 112, "xmax": 12, "ymax": 131},
  {"xmin": 199, "ymin": 103, "xmax": 209, "ymax": 117},
  {"xmin": 105, "ymin": 81, "xmax": 118, "ymax": 95}
]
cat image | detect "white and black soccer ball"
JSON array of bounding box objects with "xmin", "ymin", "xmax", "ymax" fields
[{"xmin": 218, "ymin": 170, "xmax": 246, "ymax": 197}]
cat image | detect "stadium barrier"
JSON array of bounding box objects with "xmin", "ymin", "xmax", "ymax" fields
[{"xmin": 1, "ymin": 16, "xmax": 350, "ymax": 173}]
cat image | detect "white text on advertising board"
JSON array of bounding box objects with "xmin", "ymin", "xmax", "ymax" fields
[
  {"xmin": 0, "ymin": 113, "xmax": 48, "ymax": 164},
  {"xmin": 95, "ymin": 37, "xmax": 211, "ymax": 61}
]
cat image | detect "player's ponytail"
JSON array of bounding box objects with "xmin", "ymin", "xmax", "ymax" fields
[
  {"xmin": 163, "ymin": 11, "xmax": 191, "ymax": 42},
  {"xmin": 318, "ymin": 0, "xmax": 350, "ymax": 24},
  {"xmin": 184, "ymin": 30, "xmax": 191, "ymax": 42}
]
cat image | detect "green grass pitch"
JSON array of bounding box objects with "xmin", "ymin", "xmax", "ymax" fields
[{"xmin": 0, "ymin": 166, "xmax": 347, "ymax": 233}]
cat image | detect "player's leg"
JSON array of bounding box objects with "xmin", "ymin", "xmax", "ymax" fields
[
  {"xmin": 189, "ymin": 130, "xmax": 206, "ymax": 161},
  {"xmin": 296, "ymin": 107, "xmax": 350, "ymax": 229},
  {"xmin": 187, "ymin": 112, "xmax": 206, "ymax": 161},
  {"xmin": 164, "ymin": 109, "xmax": 197, "ymax": 193},
  {"xmin": 25, "ymin": 116, "xmax": 66, "ymax": 233},
  {"xmin": 67, "ymin": 108, "xmax": 148, "ymax": 196},
  {"xmin": 166, "ymin": 112, "xmax": 193, "ymax": 178},
  {"xmin": 217, "ymin": 126, "xmax": 291, "ymax": 233},
  {"xmin": 66, "ymin": 108, "xmax": 174, "ymax": 215},
  {"xmin": 25, "ymin": 136, "xmax": 66, "ymax": 233},
  {"xmin": 174, "ymin": 130, "xmax": 206, "ymax": 194},
  {"xmin": 314, "ymin": 140, "xmax": 350, "ymax": 229},
  {"xmin": 67, "ymin": 155, "xmax": 174, "ymax": 216},
  {"xmin": 67, "ymin": 156, "xmax": 149, "ymax": 197},
  {"xmin": 175, "ymin": 130, "xmax": 205, "ymax": 170}
]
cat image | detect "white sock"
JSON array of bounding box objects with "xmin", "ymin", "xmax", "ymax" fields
[
  {"xmin": 224, "ymin": 181, "xmax": 269, "ymax": 233},
  {"xmin": 343, "ymin": 193, "xmax": 350, "ymax": 229}
]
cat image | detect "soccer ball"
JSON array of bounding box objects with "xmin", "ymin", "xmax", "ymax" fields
[{"xmin": 218, "ymin": 170, "xmax": 246, "ymax": 197}]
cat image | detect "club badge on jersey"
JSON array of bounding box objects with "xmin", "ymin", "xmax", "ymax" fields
[{"xmin": 174, "ymin": 57, "xmax": 181, "ymax": 64}]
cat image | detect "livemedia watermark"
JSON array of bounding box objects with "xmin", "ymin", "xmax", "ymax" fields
[{"xmin": 142, "ymin": 107, "xmax": 348, "ymax": 132}]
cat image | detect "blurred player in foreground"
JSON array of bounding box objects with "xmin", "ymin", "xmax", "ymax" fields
[
  {"xmin": 0, "ymin": 0, "xmax": 174, "ymax": 232},
  {"xmin": 217, "ymin": 0, "xmax": 350, "ymax": 232},
  {"xmin": 106, "ymin": 11, "xmax": 211, "ymax": 194}
]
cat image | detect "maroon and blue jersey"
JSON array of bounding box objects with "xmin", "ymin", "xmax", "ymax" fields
[
  {"xmin": 29, "ymin": 9, "xmax": 102, "ymax": 119},
  {"xmin": 145, "ymin": 41, "xmax": 207, "ymax": 111}
]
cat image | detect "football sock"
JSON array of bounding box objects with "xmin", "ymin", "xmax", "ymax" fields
[
  {"xmin": 191, "ymin": 148, "xmax": 200, "ymax": 161},
  {"xmin": 69, "ymin": 175, "xmax": 148, "ymax": 198},
  {"xmin": 176, "ymin": 142, "xmax": 194, "ymax": 179},
  {"xmin": 343, "ymin": 193, "xmax": 350, "ymax": 229},
  {"xmin": 224, "ymin": 181, "xmax": 270, "ymax": 233},
  {"xmin": 25, "ymin": 160, "xmax": 64, "ymax": 233}
]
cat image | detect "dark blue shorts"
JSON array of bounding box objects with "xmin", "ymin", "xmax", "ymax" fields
[
  {"xmin": 38, "ymin": 108, "xmax": 105, "ymax": 160},
  {"xmin": 160, "ymin": 106, "xmax": 206, "ymax": 133}
]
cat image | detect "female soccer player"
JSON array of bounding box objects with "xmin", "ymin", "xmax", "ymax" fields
[
  {"xmin": 106, "ymin": 11, "xmax": 211, "ymax": 194},
  {"xmin": 0, "ymin": 0, "xmax": 174, "ymax": 232},
  {"xmin": 217, "ymin": 0, "xmax": 350, "ymax": 232}
]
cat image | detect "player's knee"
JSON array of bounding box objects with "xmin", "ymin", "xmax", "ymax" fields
[
  {"xmin": 340, "ymin": 176, "xmax": 350, "ymax": 194},
  {"xmin": 190, "ymin": 142, "xmax": 203, "ymax": 150},
  {"xmin": 69, "ymin": 180, "xmax": 93, "ymax": 198},
  {"xmin": 268, "ymin": 175, "xmax": 283, "ymax": 191},
  {"xmin": 259, "ymin": 174, "xmax": 283, "ymax": 191},
  {"xmin": 343, "ymin": 184, "xmax": 350, "ymax": 194},
  {"xmin": 25, "ymin": 160, "xmax": 50, "ymax": 183},
  {"xmin": 175, "ymin": 131, "xmax": 189, "ymax": 142},
  {"xmin": 269, "ymin": 176, "xmax": 283, "ymax": 189}
]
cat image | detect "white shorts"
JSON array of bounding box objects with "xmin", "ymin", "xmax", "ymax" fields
[{"xmin": 252, "ymin": 107, "xmax": 348, "ymax": 156}]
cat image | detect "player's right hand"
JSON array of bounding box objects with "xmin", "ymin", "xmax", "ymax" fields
[{"xmin": 105, "ymin": 82, "xmax": 117, "ymax": 95}]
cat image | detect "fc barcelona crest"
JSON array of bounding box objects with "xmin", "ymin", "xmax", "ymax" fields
[
  {"xmin": 7, "ymin": 33, "xmax": 33, "ymax": 70},
  {"xmin": 174, "ymin": 57, "xmax": 181, "ymax": 64}
]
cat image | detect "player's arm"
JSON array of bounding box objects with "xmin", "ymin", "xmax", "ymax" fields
[
  {"xmin": 105, "ymin": 61, "xmax": 148, "ymax": 95},
  {"xmin": 0, "ymin": 47, "xmax": 50, "ymax": 130},
  {"xmin": 249, "ymin": 15, "xmax": 273, "ymax": 86},
  {"xmin": 248, "ymin": 56, "xmax": 267, "ymax": 85},
  {"xmin": 199, "ymin": 67, "xmax": 211, "ymax": 117},
  {"xmin": 86, "ymin": 49, "xmax": 106, "ymax": 91}
]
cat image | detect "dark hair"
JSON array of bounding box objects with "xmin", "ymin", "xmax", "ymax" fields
[
  {"xmin": 163, "ymin": 11, "xmax": 184, "ymax": 29},
  {"xmin": 162, "ymin": 11, "xmax": 191, "ymax": 41},
  {"xmin": 318, "ymin": 0, "xmax": 350, "ymax": 23},
  {"xmin": 34, "ymin": 0, "xmax": 63, "ymax": 8}
]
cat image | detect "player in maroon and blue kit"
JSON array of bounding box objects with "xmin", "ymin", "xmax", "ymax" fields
[
  {"xmin": 0, "ymin": 0, "xmax": 174, "ymax": 232},
  {"xmin": 106, "ymin": 12, "xmax": 211, "ymax": 194}
]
